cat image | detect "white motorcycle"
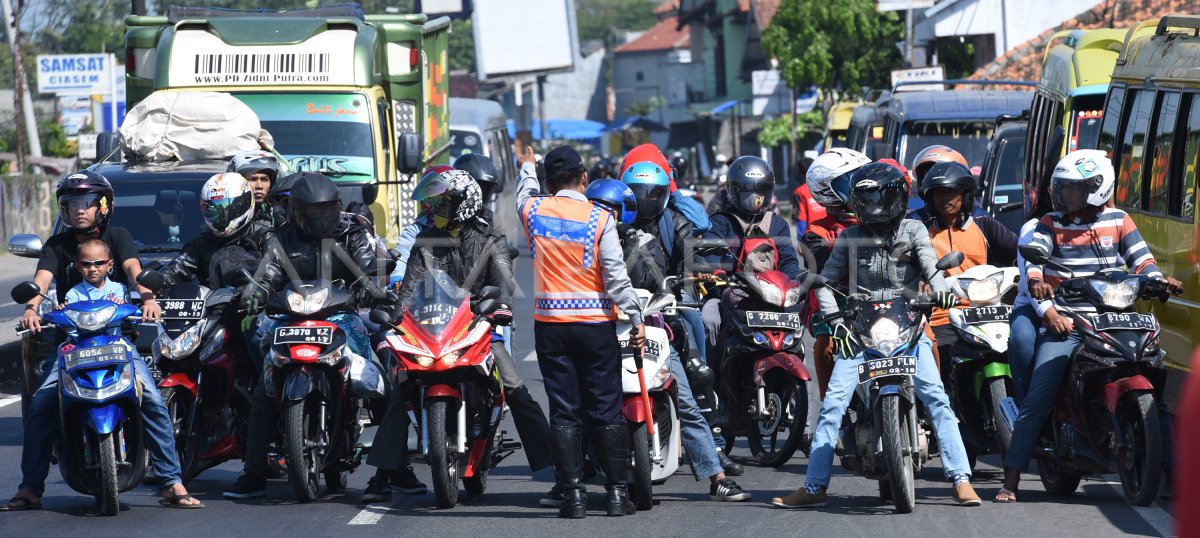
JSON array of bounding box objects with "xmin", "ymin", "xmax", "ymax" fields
[{"xmin": 945, "ymin": 264, "xmax": 1020, "ymax": 467}]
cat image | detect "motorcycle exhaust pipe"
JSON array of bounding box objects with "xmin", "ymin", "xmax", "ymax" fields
[{"xmin": 457, "ymin": 383, "xmax": 468, "ymax": 454}]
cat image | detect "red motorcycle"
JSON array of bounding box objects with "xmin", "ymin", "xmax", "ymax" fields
[{"xmin": 372, "ymin": 270, "xmax": 519, "ymax": 509}]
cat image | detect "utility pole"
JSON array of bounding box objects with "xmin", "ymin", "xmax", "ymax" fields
[
  {"xmin": 905, "ymin": 2, "xmax": 915, "ymax": 66},
  {"xmin": 1, "ymin": 0, "xmax": 42, "ymax": 172}
]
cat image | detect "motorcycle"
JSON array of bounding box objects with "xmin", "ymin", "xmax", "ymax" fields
[
  {"xmin": 703, "ymin": 270, "xmax": 815, "ymax": 467},
  {"xmin": 1019, "ymin": 244, "xmax": 1178, "ymax": 506},
  {"xmin": 944, "ymin": 264, "xmax": 1020, "ymax": 468},
  {"xmin": 817, "ymin": 252, "xmax": 962, "ymax": 514},
  {"xmin": 371, "ymin": 269, "xmax": 519, "ymax": 509},
  {"xmin": 11, "ymin": 282, "xmax": 149, "ymax": 516},
  {"xmin": 147, "ymin": 274, "xmax": 257, "ymax": 484},
  {"xmin": 615, "ymin": 288, "xmax": 682, "ymax": 511},
  {"xmin": 262, "ymin": 279, "xmax": 370, "ymax": 502}
]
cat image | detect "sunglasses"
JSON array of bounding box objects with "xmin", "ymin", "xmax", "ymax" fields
[{"xmin": 77, "ymin": 259, "xmax": 111, "ymax": 268}]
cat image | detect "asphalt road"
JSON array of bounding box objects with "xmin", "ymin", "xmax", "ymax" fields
[
  {"xmin": 0, "ymin": 255, "xmax": 1176, "ymax": 537},
  {"xmin": 0, "ymin": 254, "xmax": 38, "ymax": 321}
]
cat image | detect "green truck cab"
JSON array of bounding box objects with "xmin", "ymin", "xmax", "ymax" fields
[{"xmin": 124, "ymin": 5, "xmax": 451, "ymax": 244}]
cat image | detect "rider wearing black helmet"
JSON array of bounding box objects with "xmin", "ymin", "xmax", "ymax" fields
[
  {"xmin": 453, "ymin": 153, "xmax": 498, "ymax": 214},
  {"xmin": 701, "ymin": 156, "xmax": 801, "ymax": 280}
]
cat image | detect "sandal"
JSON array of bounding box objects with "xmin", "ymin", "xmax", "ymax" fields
[
  {"xmin": 994, "ymin": 487, "xmax": 1018, "ymax": 503},
  {"xmin": 0, "ymin": 496, "xmax": 43, "ymax": 511},
  {"xmin": 159, "ymin": 494, "xmax": 205, "ymax": 509}
]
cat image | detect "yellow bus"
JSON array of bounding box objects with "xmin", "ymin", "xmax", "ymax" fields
[
  {"xmin": 824, "ymin": 101, "xmax": 861, "ymax": 150},
  {"xmin": 1098, "ymin": 15, "xmax": 1200, "ymax": 411}
]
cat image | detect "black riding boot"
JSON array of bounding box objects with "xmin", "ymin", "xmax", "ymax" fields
[
  {"xmin": 594, "ymin": 424, "xmax": 636, "ymax": 516},
  {"xmin": 505, "ymin": 385, "xmax": 553, "ymax": 471},
  {"xmin": 549, "ymin": 425, "xmax": 586, "ymax": 519}
]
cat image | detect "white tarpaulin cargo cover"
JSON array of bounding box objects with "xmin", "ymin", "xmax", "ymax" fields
[{"xmin": 120, "ymin": 91, "xmax": 274, "ymax": 161}]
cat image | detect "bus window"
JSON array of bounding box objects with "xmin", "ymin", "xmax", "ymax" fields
[
  {"xmin": 1098, "ymin": 87, "xmax": 1127, "ymax": 156},
  {"xmin": 1180, "ymin": 94, "xmax": 1200, "ymax": 221},
  {"xmin": 1116, "ymin": 90, "xmax": 1154, "ymax": 210},
  {"xmin": 1148, "ymin": 91, "xmax": 1181, "ymax": 214}
]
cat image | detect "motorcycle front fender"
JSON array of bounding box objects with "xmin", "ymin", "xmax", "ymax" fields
[
  {"xmin": 622, "ymin": 394, "xmax": 648, "ymax": 424},
  {"xmin": 159, "ymin": 372, "xmax": 198, "ymax": 397},
  {"xmin": 281, "ymin": 367, "xmax": 314, "ymax": 402},
  {"xmin": 972, "ymin": 361, "xmax": 1012, "ymax": 399},
  {"xmin": 82, "ymin": 403, "xmax": 123, "ymax": 435},
  {"xmin": 752, "ymin": 352, "xmax": 811, "ymax": 386},
  {"xmin": 424, "ymin": 383, "xmax": 461, "ymax": 400},
  {"xmin": 1102, "ymin": 375, "xmax": 1154, "ymax": 414}
]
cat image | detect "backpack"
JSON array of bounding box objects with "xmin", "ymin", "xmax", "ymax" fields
[{"xmin": 725, "ymin": 211, "xmax": 779, "ymax": 273}]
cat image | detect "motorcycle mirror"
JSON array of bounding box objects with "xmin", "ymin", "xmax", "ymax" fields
[
  {"xmin": 935, "ymin": 251, "xmax": 965, "ymax": 272},
  {"xmin": 137, "ymin": 269, "xmax": 168, "ymax": 292},
  {"xmin": 11, "ymin": 281, "xmax": 42, "ymax": 304},
  {"xmin": 475, "ymin": 298, "xmax": 500, "ymax": 316},
  {"xmin": 478, "ymin": 286, "xmax": 501, "ymax": 301},
  {"xmin": 1018, "ymin": 244, "xmax": 1049, "ymax": 265},
  {"xmin": 369, "ymin": 308, "xmax": 394, "ymax": 326},
  {"xmin": 644, "ymin": 292, "xmax": 675, "ymax": 315},
  {"xmin": 692, "ymin": 238, "xmax": 733, "ymax": 258}
]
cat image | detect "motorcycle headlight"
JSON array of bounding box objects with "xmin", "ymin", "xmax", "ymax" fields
[
  {"xmin": 1092, "ymin": 279, "xmax": 1138, "ymax": 309},
  {"xmin": 783, "ymin": 333, "xmax": 796, "ymax": 347},
  {"xmin": 61, "ymin": 363, "xmax": 133, "ymax": 401},
  {"xmin": 963, "ymin": 272, "xmax": 1004, "ymax": 304},
  {"xmin": 65, "ymin": 305, "xmax": 118, "ymax": 332},
  {"xmin": 414, "ymin": 354, "xmax": 435, "ymax": 368},
  {"xmin": 648, "ymin": 358, "xmax": 672, "ymax": 391},
  {"xmin": 160, "ymin": 321, "xmax": 205, "ymax": 361},
  {"xmin": 757, "ymin": 279, "xmax": 784, "ymax": 306},
  {"xmin": 439, "ymin": 349, "xmax": 464, "ymax": 366},
  {"xmin": 865, "ymin": 318, "xmax": 911, "ymax": 356},
  {"xmin": 783, "ymin": 286, "xmax": 803, "ymax": 307},
  {"xmin": 287, "ymin": 288, "xmax": 329, "ymax": 315},
  {"xmin": 753, "ymin": 333, "xmax": 768, "ymax": 346}
]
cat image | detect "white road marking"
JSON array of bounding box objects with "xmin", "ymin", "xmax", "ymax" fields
[
  {"xmin": 521, "ymin": 351, "xmax": 537, "ymax": 362},
  {"xmin": 347, "ymin": 504, "xmax": 390, "ymax": 525},
  {"xmin": 0, "ymin": 395, "xmax": 21, "ymax": 409},
  {"xmin": 0, "ymin": 301, "xmax": 15, "ymax": 308},
  {"xmin": 1098, "ymin": 477, "xmax": 1173, "ymax": 537}
]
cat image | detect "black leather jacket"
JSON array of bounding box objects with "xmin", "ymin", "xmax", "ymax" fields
[
  {"xmin": 260, "ymin": 216, "xmax": 383, "ymax": 293},
  {"xmin": 161, "ymin": 220, "xmax": 276, "ymax": 288},
  {"xmin": 625, "ymin": 208, "xmax": 693, "ymax": 293},
  {"xmin": 397, "ymin": 219, "xmax": 515, "ymax": 308}
]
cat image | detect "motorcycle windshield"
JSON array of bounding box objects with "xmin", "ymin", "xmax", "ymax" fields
[
  {"xmin": 852, "ymin": 293, "xmax": 924, "ymax": 354},
  {"xmin": 405, "ymin": 269, "xmax": 471, "ymax": 340}
]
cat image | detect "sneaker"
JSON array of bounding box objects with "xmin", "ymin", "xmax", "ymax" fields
[
  {"xmin": 717, "ymin": 451, "xmax": 744, "ymax": 476},
  {"xmin": 952, "ymin": 482, "xmax": 982, "ymax": 506},
  {"xmin": 391, "ymin": 466, "xmax": 428, "ymax": 495},
  {"xmin": 709, "ymin": 477, "xmax": 750, "ymax": 502},
  {"xmin": 360, "ymin": 477, "xmax": 392, "ymax": 504},
  {"xmin": 223, "ymin": 472, "xmax": 266, "ymax": 499},
  {"xmin": 770, "ymin": 487, "xmax": 827, "ymax": 509},
  {"xmin": 539, "ymin": 485, "xmax": 565, "ymax": 508}
]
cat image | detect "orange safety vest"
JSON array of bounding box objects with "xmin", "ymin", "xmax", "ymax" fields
[
  {"xmin": 928, "ymin": 217, "xmax": 989, "ymax": 327},
  {"xmin": 522, "ymin": 195, "xmax": 617, "ymax": 323}
]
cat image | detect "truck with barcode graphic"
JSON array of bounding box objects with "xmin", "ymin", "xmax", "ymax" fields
[{"xmin": 124, "ymin": 4, "xmax": 451, "ymax": 244}]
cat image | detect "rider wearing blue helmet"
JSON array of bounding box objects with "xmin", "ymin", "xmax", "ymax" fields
[{"xmin": 585, "ymin": 178, "xmax": 638, "ymax": 226}]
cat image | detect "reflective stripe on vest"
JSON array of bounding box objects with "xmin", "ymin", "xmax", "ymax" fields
[{"xmin": 523, "ymin": 196, "xmax": 615, "ymax": 323}]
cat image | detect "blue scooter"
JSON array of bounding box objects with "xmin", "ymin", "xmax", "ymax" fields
[{"xmin": 12, "ymin": 282, "xmax": 148, "ymax": 516}]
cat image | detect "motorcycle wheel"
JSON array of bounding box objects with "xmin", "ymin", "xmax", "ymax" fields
[
  {"xmin": 720, "ymin": 430, "xmax": 737, "ymax": 456},
  {"xmin": 1116, "ymin": 392, "xmax": 1162, "ymax": 506},
  {"xmin": 747, "ymin": 374, "xmax": 808, "ymax": 467},
  {"xmin": 630, "ymin": 421, "xmax": 654, "ymax": 511},
  {"xmin": 163, "ymin": 387, "xmax": 200, "ymax": 484},
  {"xmin": 427, "ymin": 398, "xmax": 460, "ymax": 509},
  {"xmin": 988, "ymin": 378, "xmax": 1014, "ymax": 457},
  {"xmin": 284, "ymin": 399, "xmax": 323, "ymax": 502},
  {"xmin": 95, "ymin": 430, "xmax": 120, "ymax": 516},
  {"xmin": 1037, "ymin": 459, "xmax": 1082, "ymax": 495},
  {"xmin": 881, "ymin": 394, "xmax": 916, "ymax": 514}
]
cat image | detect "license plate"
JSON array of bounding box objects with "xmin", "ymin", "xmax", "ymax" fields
[
  {"xmin": 858, "ymin": 356, "xmax": 917, "ymax": 384},
  {"xmin": 1091, "ymin": 312, "xmax": 1155, "ymax": 332},
  {"xmin": 273, "ymin": 326, "xmax": 334, "ymax": 345},
  {"xmin": 745, "ymin": 311, "xmax": 801, "ymax": 330},
  {"xmin": 160, "ymin": 299, "xmax": 205, "ymax": 320},
  {"xmin": 962, "ymin": 305, "xmax": 1012, "ymax": 325},
  {"xmin": 63, "ymin": 344, "xmax": 128, "ymax": 369}
]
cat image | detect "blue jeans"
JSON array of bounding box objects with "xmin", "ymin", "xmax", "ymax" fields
[
  {"xmin": 1008, "ymin": 304, "xmax": 1039, "ymax": 402},
  {"xmin": 805, "ymin": 335, "xmax": 971, "ymax": 488},
  {"xmin": 20, "ymin": 351, "xmax": 183, "ymax": 496},
  {"xmin": 1003, "ymin": 329, "xmax": 1081, "ymax": 471},
  {"xmin": 668, "ymin": 348, "xmax": 723, "ymax": 480}
]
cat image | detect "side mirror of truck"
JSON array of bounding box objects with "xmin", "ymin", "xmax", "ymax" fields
[
  {"xmin": 96, "ymin": 132, "xmax": 122, "ymax": 163},
  {"xmin": 397, "ymin": 133, "xmax": 423, "ymax": 174}
]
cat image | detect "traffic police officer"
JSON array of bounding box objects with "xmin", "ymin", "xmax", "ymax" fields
[{"xmin": 515, "ymin": 145, "xmax": 646, "ymax": 519}]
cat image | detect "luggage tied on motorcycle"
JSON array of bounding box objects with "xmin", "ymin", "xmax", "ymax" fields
[{"xmin": 522, "ymin": 196, "xmax": 617, "ymax": 323}]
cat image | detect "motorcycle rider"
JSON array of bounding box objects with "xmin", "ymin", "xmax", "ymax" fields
[
  {"xmin": 360, "ymin": 165, "xmax": 553, "ymax": 503},
  {"xmin": 223, "ymin": 172, "xmax": 385, "ymax": 499},
  {"xmin": 908, "ymin": 161, "xmax": 1017, "ymax": 366},
  {"xmin": 228, "ymin": 150, "xmax": 284, "ymax": 226},
  {"xmin": 801, "ymin": 148, "xmax": 870, "ymax": 398},
  {"xmin": 4, "ymin": 171, "xmax": 202, "ymax": 510},
  {"xmin": 454, "ymin": 153, "xmax": 499, "ymax": 219},
  {"xmin": 611, "ymin": 165, "xmax": 750, "ymax": 498},
  {"xmin": 771, "ymin": 162, "xmax": 982, "ymax": 508},
  {"xmin": 995, "ymin": 151, "xmax": 1183, "ymax": 503},
  {"xmin": 620, "ymin": 143, "xmax": 711, "ymax": 234}
]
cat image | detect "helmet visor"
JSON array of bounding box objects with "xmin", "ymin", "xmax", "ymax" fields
[
  {"xmin": 628, "ymin": 183, "xmax": 668, "ymax": 223},
  {"xmin": 413, "ymin": 176, "xmax": 452, "ymax": 202},
  {"xmin": 202, "ymin": 191, "xmax": 254, "ymax": 236},
  {"xmin": 58, "ymin": 193, "xmax": 102, "ymax": 213},
  {"xmin": 853, "ymin": 187, "xmax": 905, "ymax": 223},
  {"xmin": 293, "ymin": 201, "xmax": 343, "ymax": 237}
]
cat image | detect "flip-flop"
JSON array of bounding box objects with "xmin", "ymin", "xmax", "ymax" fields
[
  {"xmin": 159, "ymin": 494, "xmax": 205, "ymax": 509},
  {"xmin": 994, "ymin": 487, "xmax": 1018, "ymax": 503},
  {"xmin": 0, "ymin": 496, "xmax": 43, "ymax": 511}
]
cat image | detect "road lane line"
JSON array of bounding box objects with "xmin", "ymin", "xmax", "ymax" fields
[
  {"xmin": 0, "ymin": 395, "xmax": 20, "ymax": 409},
  {"xmin": 0, "ymin": 301, "xmax": 15, "ymax": 308},
  {"xmin": 1099, "ymin": 478, "xmax": 1172, "ymax": 537},
  {"xmin": 348, "ymin": 504, "xmax": 390, "ymax": 525},
  {"xmin": 521, "ymin": 351, "xmax": 537, "ymax": 362}
]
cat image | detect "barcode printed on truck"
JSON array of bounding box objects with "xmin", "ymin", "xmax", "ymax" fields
[{"xmin": 192, "ymin": 53, "xmax": 331, "ymax": 75}]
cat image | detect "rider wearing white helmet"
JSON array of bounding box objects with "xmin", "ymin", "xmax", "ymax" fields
[{"xmin": 228, "ymin": 150, "xmax": 284, "ymax": 225}]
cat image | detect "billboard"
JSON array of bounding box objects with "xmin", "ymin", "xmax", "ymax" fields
[
  {"xmin": 472, "ymin": 0, "xmax": 576, "ymax": 80},
  {"xmin": 37, "ymin": 53, "xmax": 114, "ymax": 95}
]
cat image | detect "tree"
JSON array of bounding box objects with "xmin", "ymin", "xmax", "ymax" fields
[
  {"xmin": 762, "ymin": 0, "xmax": 904, "ymax": 99},
  {"xmin": 448, "ymin": 18, "xmax": 475, "ymax": 72},
  {"xmin": 624, "ymin": 96, "xmax": 665, "ymax": 117},
  {"xmin": 576, "ymin": 0, "xmax": 657, "ymax": 50},
  {"xmin": 757, "ymin": 111, "xmax": 822, "ymax": 148}
]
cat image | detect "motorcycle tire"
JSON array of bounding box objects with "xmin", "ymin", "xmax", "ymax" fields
[
  {"xmin": 1037, "ymin": 459, "xmax": 1082, "ymax": 495},
  {"xmin": 720, "ymin": 430, "xmax": 737, "ymax": 457},
  {"xmin": 881, "ymin": 394, "xmax": 916, "ymax": 514},
  {"xmin": 988, "ymin": 377, "xmax": 1014, "ymax": 458},
  {"xmin": 95, "ymin": 430, "xmax": 120, "ymax": 516},
  {"xmin": 284, "ymin": 399, "xmax": 323, "ymax": 502},
  {"xmin": 1115, "ymin": 392, "xmax": 1162, "ymax": 506},
  {"xmin": 630, "ymin": 421, "xmax": 654, "ymax": 511},
  {"xmin": 747, "ymin": 374, "xmax": 808, "ymax": 467},
  {"xmin": 427, "ymin": 398, "xmax": 460, "ymax": 509},
  {"xmin": 163, "ymin": 387, "xmax": 200, "ymax": 485}
]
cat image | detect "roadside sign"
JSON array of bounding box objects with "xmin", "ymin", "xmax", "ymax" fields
[
  {"xmin": 891, "ymin": 66, "xmax": 946, "ymax": 91},
  {"xmin": 37, "ymin": 54, "xmax": 113, "ymax": 95},
  {"xmin": 878, "ymin": 0, "xmax": 934, "ymax": 11},
  {"xmin": 77, "ymin": 133, "xmax": 98, "ymax": 161}
]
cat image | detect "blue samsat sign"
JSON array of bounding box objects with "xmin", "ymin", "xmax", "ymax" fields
[{"xmin": 37, "ymin": 53, "xmax": 114, "ymax": 95}]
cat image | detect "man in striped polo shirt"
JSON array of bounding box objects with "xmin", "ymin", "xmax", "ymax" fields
[{"xmin": 996, "ymin": 150, "xmax": 1183, "ymax": 502}]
